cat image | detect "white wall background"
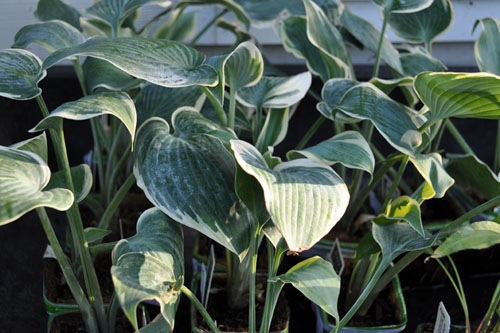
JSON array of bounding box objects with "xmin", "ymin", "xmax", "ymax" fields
[{"xmin": 0, "ymin": 0, "xmax": 498, "ymax": 68}]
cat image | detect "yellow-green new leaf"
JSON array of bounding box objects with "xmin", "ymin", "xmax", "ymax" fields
[
  {"xmin": 288, "ymin": 131, "xmax": 375, "ymax": 176},
  {"xmin": 410, "ymin": 153, "xmax": 455, "ymax": 201},
  {"xmin": 32, "ymin": 92, "xmax": 137, "ymax": 148},
  {"xmin": 112, "ymin": 208, "xmax": 184, "ymax": 332},
  {"xmin": 0, "ymin": 49, "xmax": 45, "ymax": 100},
  {"xmin": 43, "ymin": 37, "xmax": 218, "ymax": 88},
  {"xmin": 414, "ymin": 72, "xmax": 500, "ymax": 122},
  {"xmin": 0, "ymin": 146, "xmax": 73, "ymax": 225},
  {"xmin": 474, "ymin": 17, "xmax": 500, "ymax": 75},
  {"xmin": 374, "ymin": 196, "xmax": 424, "ymax": 237},
  {"xmin": 13, "ymin": 20, "xmax": 85, "ymax": 53},
  {"xmin": 432, "ymin": 221, "xmax": 500, "ymax": 258},
  {"xmin": 231, "ymin": 139, "xmax": 350, "ymax": 254}
]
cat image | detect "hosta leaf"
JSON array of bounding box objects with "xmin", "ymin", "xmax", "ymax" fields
[
  {"xmin": 432, "ymin": 221, "xmax": 500, "ymax": 258},
  {"xmin": 86, "ymin": 0, "xmax": 172, "ymax": 33},
  {"xmin": 336, "ymin": 83, "xmax": 422, "ymax": 156},
  {"xmin": 340, "ymin": 8, "xmax": 403, "ymax": 74},
  {"xmin": 235, "ymin": 0, "xmax": 304, "ymax": 26},
  {"xmin": 35, "ymin": 0, "xmax": 82, "ymax": 30},
  {"xmin": 236, "ymin": 72, "xmax": 312, "ymax": 110},
  {"xmin": 215, "ymin": 19, "xmax": 252, "ymax": 45},
  {"xmin": 255, "ymin": 108, "xmax": 290, "ymax": 152},
  {"xmin": 134, "ymin": 110, "xmax": 255, "ymax": 260},
  {"xmin": 13, "ymin": 20, "xmax": 85, "ymax": 53},
  {"xmin": 231, "ymin": 139, "xmax": 350, "ymax": 254},
  {"xmin": 154, "ymin": 8, "xmax": 197, "ymax": 41},
  {"xmin": 389, "ymin": 0, "xmax": 453, "ymax": 45},
  {"xmin": 399, "ymin": 45, "xmax": 447, "ymax": 76},
  {"xmin": 414, "ymin": 72, "xmax": 500, "ymax": 121},
  {"xmin": 134, "ymin": 83, "xmax": 205, "ymax": 125},
  {"xmin": 82, "ymin": 57, "xmax": 139, "ymax": 93},
  {"xmin": 45, "ymin": 164, "xmax": 93, "ymax": 203},
  {"xmin": 374, "ymin": 196, "xmax": 424, "ymax": 237},
  {"xmin": 10, "ymin": 133, "xmax": 48, "ymax": 163},
  {"xmin": 112, "ymin": 208, "xmax": 184, "ymax": 332},
  {"xmin": 32, "ymin": 92, "xmax": 137, "ymax": 148},
  {"xmin": 224, "ymin": 41, "xmax": 264, "ymax": 91},
  {"xmin": 287, "ymin": 131, "xmax": 375, "ymax": 176},
  {"xmin": 317, "ymin": 78, "xmax": 359, "ymax": 123},
  {"xmin": 177, "ymin": 0, "xmax": 250, "ymax": 30},
  {"xmin": 372, "ymin": 0, "xmax": 433, "ymax": 14},
  {"xmin": 410, "ymin": 153, "xmax": 455, "ymax": 201},
  {"xmin": 280, "ymin": 16, "xmax": 329, "ymax": 82},
  {"xmin": 445, "ymin": 154, "xmax": 500, "ymax": 200},
  {"xmin": 84, "ymin": 227, "xmax": 112, "ymax": 244},
  {"xmin": 43, "ymin": 37, "xmax": 218, "ymax": 88},
  {"xmin": 372, "ymin": 222, "xmax": 435, "ymax": 263},
  {"xmin": 474, "ymin": 17, "xmax": 500, "ymax": 75},
  {"xmin": 0, "ymin": 146, "xmax": 74, "ymax": 225},
  {"xmin": 0, "ymin": 49, "xmax": 45, "ymax": 100},
  {"xmin": 270, "ymin": 256, "xmax": 340, "ymax": 321},
  {"xmin": 303, "ymin": 0, "xmax": 354, "ymax": 79}
]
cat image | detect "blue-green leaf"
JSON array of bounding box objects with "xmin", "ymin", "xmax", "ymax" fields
[
  {"xmin": 0, "ymin": 49, "xmax": 45, "ymax": 100},
  {"xmin": 372, "ymin": 0, "xmax": 433, "ymax": 14},
  {"xmin": 10, "ymin": 133, "xmax": 48, "ymax": 163},
  {"xmin": 46, "ymin": 164, "xmax": 93, "ymax": 203},
  {"xmin": 474, "ymin": 17, "xmax": 500, "ymax": 75},
  {"xmin": 35, "ymin": 0, "xmax": 82, "ymax": 30}
]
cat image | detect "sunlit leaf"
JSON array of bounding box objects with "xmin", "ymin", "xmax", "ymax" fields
[
  {"xmin": 32, "ymin": 92, "xmax": 137, "ymax": 148},
  {"xmin": 474, "ymin": 17, "xmax": 500, "ymax": 75},
  {"xmin": 432, "ymin": 221, "xmax": 500, "ymax": 258},
  {"xmin": 399, "ymin": 45, "xmax": 447, "ymax": 76},
  {"xmin": 288, "ymin": 131, "xmax": 375, "ymax": 176},
  {"xmin": 0, "ymin": 146, "xmax": 73, "ymax": 225},
  {"xmin": 374, "ymin": 196, "xmax": 424, "ymax": 237},
  {"xmin": 112, "ymin": 208, "xmax": 184, "ymax": 332},
  {"xmin": 43, "ymin": 37, "xmax": 218, "ymax": 88},
  {"xmin": 0, "ymin": 49, "xmax": 45, "ymax": 100},
  {"xmin": 410, "ymin": 153, "xmax": 455, "ymax": 200},
  {"xmin": 231, "ymin": 139, "xmax": 349, "ymax": 254},
  {"xmin": 389, "ymin": 0, "xmax": 453, "ymax": 45},
  {"xmin": 415, "ymin": 72, "xmax": 500, "ymax": 122},
  {"xmin": 134, "ymin": 110, "xmax": 256, "ymax": 260}
]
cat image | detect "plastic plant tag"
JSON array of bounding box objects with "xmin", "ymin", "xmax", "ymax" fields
[
  {"xmin": 433, "ymin": 301, "xmax": 451, "ymax": 333},
  {"xmin": 328, "ymin": 238, "xmax": 345, "ymax": 276},
  {"xmin": 203, "ymin": 245, "xmax": 216, "ymax": 308}
]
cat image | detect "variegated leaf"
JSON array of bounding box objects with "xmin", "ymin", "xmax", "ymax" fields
[{"xmin": 0, "ymin": 49, "xmax": 45, "ymax": 100}]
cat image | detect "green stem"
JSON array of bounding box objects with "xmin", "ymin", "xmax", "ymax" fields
[
  {"xmin": 201, "ymin": 86, "xmax": 227, "ymax": 126},
  {"xmin": 228, "ymin": 86, "xmax": 237, "ymax": 130},
  {"xmin": 181, "ymin": 285, "xmax": 219, "ymax": 332},
  {"xmin": 37, "ymin": 208, "xmax": 99, "ymax": 332},
  {"xmin": 97, "ymin": 173, "xmax": 136, "ymax": 231},
  {"xmin": 373, "ymin": 5, "xmax": 392, "ymax": 78},
  {"xmin": 248, "ymin": 228, "xmax": 261, "ymax": 333},
  {"xmin": 105, "ymin": 148, "xmax": 131, "ymax": 207},
  {"xmin": 434, "ymin": 257, "xmax": 470, "ymax": 333},
  {"xmin": 381, "ymin": 155, "xmax": 409, "ymax": 211},
  {"xmin": 477, "ymin": 279, "xmax": 500, "ymax": 333},
  {"xmin": 189, "ymin": 9, "xmax": 228, "ymax": 46},
  {"xmin": 494, "ymin": 120, "xmax": 500, "ymax": 173},
  {"xmin": 90, "ymin": 241, "xmax": 118, "ymax": 255},
  {"xmin": 294, "ymin": 116, "xmax": 326, "ymax": 150},
  {"xmin": 445, "ymin": 119, "xmax": 475, "ymax": 155}
]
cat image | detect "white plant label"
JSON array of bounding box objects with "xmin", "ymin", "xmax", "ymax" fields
[
  {"xmin": 433, "ymin": 301, "xmax": 451, "ymax": 333},
  {"xmin": 328, "ymin": 238, "xmax": 345, "ymax": 276}
]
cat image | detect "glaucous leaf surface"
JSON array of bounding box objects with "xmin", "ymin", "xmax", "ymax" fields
[
  {"xmin": 35, "ymin": 0, "xmax": 82, "ymax": 30},
  {"xmin": 224, "ymin": 41, "xmax": 264, "ymax": 91},
  {"xmin": 32, "ymin": 92, "xmax": 137, "ymax": 148},
  {"xmin": 303, "ymin": 0, "xmax": 354, "ymax": 79},
  {"xmin": 236, "ymin": 72, "xmax": 312, "ymax": 110},
  {"xmin": 177, "ymin": 0, "xmax": 250, "ymax": 30},
  {"xmin": 317, "ymin": 78, "xmax": 359, "ymax": 123},
  {"xmin": 43, "ymin": 37, "xmax": 218, "ymax": 88},
  {"xmin": 82, "ymin": 57, "xmax": 140, "ymax": 93},
  {"xmin": 153, "ymin": 8, "xmax": 197, "ymax": 41},
  {"xmin": 10, "ymin": 133, "xmax": 48, "ymax": 163},
  {"xmin": 432, "ymin": 221, "xmax": 500, "ymax": 258},
  {"xmin": 474, "ymin": 17, "xmax": 500, "ymax": 75},
  {"xmin": 409, "ymin": 153, "xmax": 455, "ymax": 201},
  {"xmin": 13, "ymin": 20, "xmax": 85, "ymax": 53},
  {"xmin": 399, "ymin": 45, "xmax": 447, "ymax": 76},
  {"xmin": 374, "ymin": 196, "xmax": 424, "ymax": 237},
  {"xmin": 45, "ymin": 165, "xmax": 93, "ymax": 203},
  {"xmin": 372, "ymin": 0, "xmax": 433, "ymax": 14},
  {"xmin": 446, "ymin": 154, "xmax": 500, "ymax": 200},
  {"xmin": 85, "ymin": 0, "xmax": 172, "ymax": 33},
  {"xmin": 389, "ymin": 0, "xmax": 453, "ymax": 45},
  {"xmin": 0, "ymin": 146, "xmax": 74, "ymax": 225},
  {"xmin": 340, "ymin": 8, "xmax": 403, "ymax": 74},
  {"xmin": 255, "ymin": 108, "xmax": 290, "ymax": 152},
  {"xmin": 288, "ymin": 131, "xmax": 375, "ymax": 176},
  {"xmin": 112, "ymin": 208, "xmax": 184, "ymax": 332},
  {"xmin": 231, "ymin": 139, "xmax": 350, "ymax": 254},
  {"xmin": 134, "ymin": 110, "xmax": 255, "ymax": 260},
  {"xmin": 134, "ymin": 84, "xmax": 205, "ymax": 125},
  {"xmin": 0, "ymin": 49, "xmax": 45, "ymax": 100},
  {"xmin": 336, "ymin": 83, "xmax": 422, "ymax": 156},
  {"xmin": 270, "ymin": 256, "xmax": 340, "ymax": 321},
  {"xmin": 416, "ymin": 72, "xmax": 500, "ymax": 122},
  {"xmin": 235, "ymin": 0, "xmax": 304, "ymax": 26},
  {"xmin": 280, "ymin": 16, "xmax": 329, "ymax": 82}
]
